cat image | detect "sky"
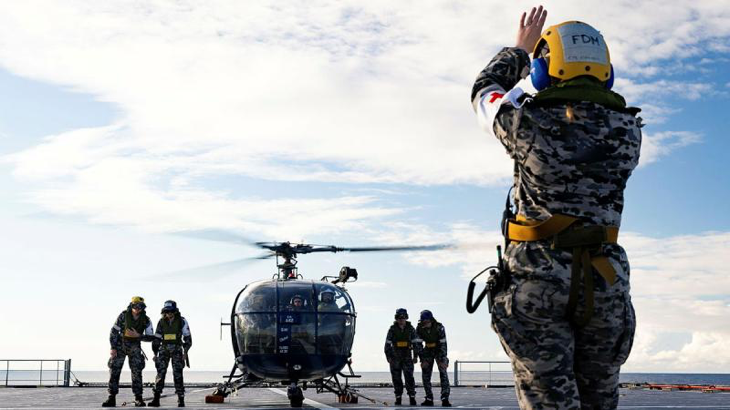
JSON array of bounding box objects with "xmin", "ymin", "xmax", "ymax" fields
[{"xmin": 1, "ymin": 0, "xmax": 730, "ymax": 374}]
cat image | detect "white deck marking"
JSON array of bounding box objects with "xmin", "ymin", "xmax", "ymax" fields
[{"xmin": 267, "ymin": 387, "xmax": 339, "ymax": 409}]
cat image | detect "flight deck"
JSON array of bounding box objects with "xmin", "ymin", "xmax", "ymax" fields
[{"xmin": 1, "ymin": 385, "xmax": 729, "ymax": 409}]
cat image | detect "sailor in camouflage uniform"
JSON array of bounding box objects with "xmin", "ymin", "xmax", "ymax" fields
[
  {"xmin": 103, "ymin": 296, "xmax": 155, "ymax": 407},
  {"xmin": 416, "ymin": 310, "xmax": 451, "ymax": 407},
  {"xmin": 471, "ymin": 6, "xmax": 639, "ymax": 409},
  {"xmin": 149, "ymin": 300, "xmax": 192, "ymax": 408},
  {"xmin": 384, "ymin": 308, "xmax": 421, "ymax": 406}
]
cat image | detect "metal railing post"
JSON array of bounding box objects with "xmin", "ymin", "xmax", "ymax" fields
[
  {"xmin": 64, "ymin": 359, "xmax": 71, "ymax": 387},
  {"xmin": 453, "ymin": 360, "xmax": 459, "ymax": 386},
  {"xmin": 5, "ymin": 361, "xmax": 9, "ymax": 387},
  {"xmin": 39, "ymin": 360, "xmax": 43, "ymax": 385}
]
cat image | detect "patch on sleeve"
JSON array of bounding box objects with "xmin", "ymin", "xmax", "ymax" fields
[{"xmin": 476, "ymin": 84, "xmax": 523, "ymax": 135}]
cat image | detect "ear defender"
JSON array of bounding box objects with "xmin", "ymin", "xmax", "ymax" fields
[
  {"xmin": 530, "ymin": 57, "xmax": 551, "ymax": 91},
  {"xmin": 605, "ymin": 64, "xmax": 614, "ymax": 90},
  {"xmin": 532, "ymin": 61, "xmax": 614, "ymax": 91}
]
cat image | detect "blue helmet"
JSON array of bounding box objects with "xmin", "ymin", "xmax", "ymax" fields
[
  {"xmin": 161, "ymin": 300, "xmax": 178, "ymax": 314},
  {"xmin": 420, "ymin": 310, "xmax": 434, "ymax": 321},
  {"xmin": 395, "ymin": 308, "xmax": 408, "ymax": 319}
]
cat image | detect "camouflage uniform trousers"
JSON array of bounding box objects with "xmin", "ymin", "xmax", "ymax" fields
[
  {"xmin": 389, "ymin": 355, "xmax": 416, "ymax": 398},
  {"xmin": 154, "ymin": 345, "xmax": 186, "ymax": 396},
  {"xmin": 420, "ymin": 355, "xmax": 450, "ymax": 401},
  {"xmin": 108, "ymin": 341, "xmax": 146, "ymax": 396},
  {"xmin": 492, "ymin": 242, "xmax": 636, "ymax": 410}
]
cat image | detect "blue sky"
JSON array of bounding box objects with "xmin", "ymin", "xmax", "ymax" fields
[{"xmin": 1, "ymin": 1, "xmax": 730, "ymax": 373}]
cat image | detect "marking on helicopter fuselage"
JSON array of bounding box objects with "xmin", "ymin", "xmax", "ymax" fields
[{"xmin": 267, "ymin": 387, "xmax": 339, "ymax": 409}]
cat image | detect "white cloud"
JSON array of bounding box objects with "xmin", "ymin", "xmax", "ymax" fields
[
  {"xmin": 638, "ymin": 131, "xmax": 701, "ymax": 167},
  {"xmin": 0, "ymin": 1, "xmax": 725, "ymax": 260},
  {"xmin": 634, "ymin": 104, "xmax": 680, "ymax": 125},
  {"xmin": 0, "ymin": 1, "xmax": 726, "ymax": 190},
  {"xmin": 615, "ymin": 78, "xmax": 715, "ymax": 103}
]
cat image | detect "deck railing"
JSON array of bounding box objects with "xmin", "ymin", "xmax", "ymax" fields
[
  {"xmin": 0, "ymin": 359, "xmax": 72, "ymax": 387},
  {"xmin": 453, "ymin": 360, "xmax": 513, "ymax": 387}
]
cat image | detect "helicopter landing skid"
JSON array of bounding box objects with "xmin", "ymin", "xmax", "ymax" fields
[
  {"xmin": 313, "ymin": 363, "xmax": 387, "ymax": 406},
  {"xmin": 205, "ymin": 365, "xmax": 265, "ymax": 404}
]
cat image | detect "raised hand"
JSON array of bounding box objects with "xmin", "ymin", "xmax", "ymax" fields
[{"xmin": 516, "ymin": 5, "xmax": 548, "ymax": 54}]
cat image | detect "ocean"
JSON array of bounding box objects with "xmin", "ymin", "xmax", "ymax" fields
[{"xmin": 3, "ymin": 370, "xmax": 730, "ymax": 387}]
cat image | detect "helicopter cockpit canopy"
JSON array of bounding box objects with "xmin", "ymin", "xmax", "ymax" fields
[{"xmin": 234, "ymin": 280, "xmax": 355, "ymax": 360}]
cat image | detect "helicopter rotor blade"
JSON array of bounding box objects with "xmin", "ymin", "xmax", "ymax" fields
[
  {"xmin": 340, "ymin": 244, "xmax": 453, "ymax": 252},
  {"xmin": 307, "ymin": 244, "xmax": 453, "ymax": 253},
  {"xmin": 148, "ymin": 256, "xmax": 267, "ymax": 281},
  {"xmin": 172, "ymin": 228, "xmax": 257, "ymax": 247}
]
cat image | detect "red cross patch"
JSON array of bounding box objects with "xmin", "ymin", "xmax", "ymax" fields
[{"xmin": 488, "ymin": 92, "xmax": 504, "ymax": 103}]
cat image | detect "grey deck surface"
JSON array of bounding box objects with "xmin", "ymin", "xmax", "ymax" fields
[{"xmin": 1, "ymin": 387, "xmax": 729, "ymax": 409}]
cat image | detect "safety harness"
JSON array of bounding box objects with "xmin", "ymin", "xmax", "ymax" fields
[
  {"xmin": 391, "ymin": 322, "xmax": 414, "ymax": 349},
  {"xmin": 505, "ymin": 214, "xmax": 618, "ymax": 327},
  {"xmin": 123, "ymin": 308, "xmax": 150, "ymax": 341},
  {"xmin": 159, "ymin": 313, "xmax": 183, "ymax": 345},
  {"xmin": 417, "ymin": 322, "xmax": 443, "ymax": 350}
]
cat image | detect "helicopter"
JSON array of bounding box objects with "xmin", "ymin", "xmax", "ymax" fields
[{"xmin": 198, "ymin": 240, "xmax": 449, "ymax": 407}]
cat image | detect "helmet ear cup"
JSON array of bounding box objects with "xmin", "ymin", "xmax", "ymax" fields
[
  {"xmin": 606, "ymin": 64, "xmax": 614, "ymax": 90},
  {"xmin": 531, "ymin": 58, "xmax": 550, "ymax": 91}
]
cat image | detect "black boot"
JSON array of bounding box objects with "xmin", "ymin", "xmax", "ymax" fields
[
  {"xmin": 148, "ymin": 393, "xmax": 161, "ymax": 407},
  {"xmin": 421, "ymin": 398, "xmax": 434, "ymax": 406},
  {"xmin": 177, "ymin": 395, "xmax": 185, "ymax": 407},
  {"xmin": 101, "ymin": 394, "xmax": 116, "ymax": 407},
  {"xmin": 395, "ymin": 396, "xmax": 402, "ymax": 405},
  {"xmin": 442, "ymin": 399, "xmax": 452, "ymax": 407},
  {"xmin": 409, "ymin": 396, "xmax": 417, "ymax": 406},
  {"xmin": 134, "ymin": 395, "xmax": 146, "ymax": 407}
]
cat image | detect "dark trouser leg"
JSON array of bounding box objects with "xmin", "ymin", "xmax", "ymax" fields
[
  {"xmin": 171, "ymin": 348, "xmax": 186, "ymax": 396},
  {"xmin": 574, "ymin": 290, "xmax": 636, "ymax": 410},
  {"xmin": 107, "ymin": 353, "xmax": 127, "ymax": 395},
  {"xmin": 421, "ymin": 357, "xmax": 434, "ymax": 400},
  {"xmin": 154, "ymin": 349, "xmax": 171, "ymax": 394},
  {"xmin": 127, "ymin": 345, "xmax": 146, "ymax": 396},
  {"xmin": 491, "ymin": 275, "xmax": 581, "ymax": 409},
  {"xmin": 436, "ymin": 359, "xmax": 451, "ymax": 400},
  {"xmin": 402, "ymin": 360, "xmax": 416, "ymax": 398},
  {"xmin": 389, "ymin": 360, "xmax": 404, "ymax": 397}
]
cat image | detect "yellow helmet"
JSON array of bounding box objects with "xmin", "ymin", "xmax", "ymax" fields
[
  {"xmin": 531, "ymin": 21, "xmax": 612, "ymax": 89},
  {"xmin": 130, "ymin": 296, "xmax": 146, "ymax": 309}
]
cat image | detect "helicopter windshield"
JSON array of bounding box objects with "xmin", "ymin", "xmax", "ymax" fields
[
  {"xmin": 236, "ymin": 281, "xmax": 277, "ymax": 354},
  {"xmin": 314, "ymin": 283, "xmax": 355, "ymax": 355},
  {"xmin": 234, "ymin": 280, "xmax": 355, "ymax": 356}
]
